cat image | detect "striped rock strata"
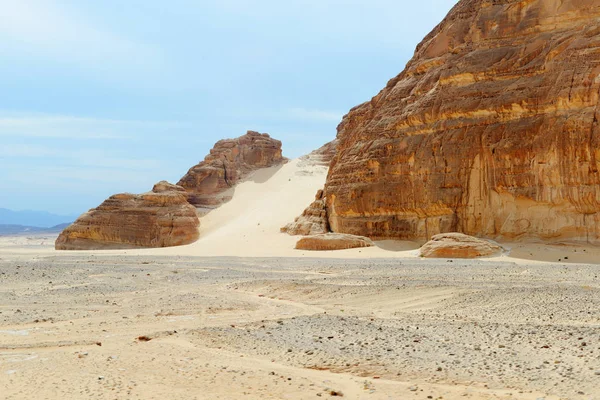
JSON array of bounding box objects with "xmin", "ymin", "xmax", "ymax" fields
[
  {"xmin": 178, "ymin": 131, "xmax": 286, "ymax": 208},
  {"xmin": 56, "ymin": 131, "xmax": 284, "ymax": 250},
  {"xmin": 322, "ymin": 0, "xmax": 600, "ymax": 243},
  {"xmin": 55, "ymin": 189, "xmax": 199, "ymax": 250}
]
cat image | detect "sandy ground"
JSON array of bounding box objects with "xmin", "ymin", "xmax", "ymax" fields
[
  {"xmin": 0, "ymin": 255, "xmax": 598, "ymax": 399},
  {"xmin": 1, "ymin": 158, "xmax": 599, "ymax": 399}
]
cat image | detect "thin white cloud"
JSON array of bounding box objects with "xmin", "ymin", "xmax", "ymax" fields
[
  {"xmin": 3, "ymin": 166, "xmax": 150, "ymax": 187},
  {"xmin": 283, "ymin": 108, "xmax": 343, "ymax": 123},
  {"xmin": 0, "ymin": 112, "xmax": 185, "ymax": 140},
  {"xmin": 221, "ymin": 107, "xmax": 343, "ymax": 123},
  {"xmin": 0, "ymin": 0, "xmax": 162, "ymax": 73},
  {"xmin": 0, "ymin": 144, "xmax": 57, "ymax": 158},
  {"xmin": 0, "ymin": 145, "xmax": 160, "ymax": 171}
]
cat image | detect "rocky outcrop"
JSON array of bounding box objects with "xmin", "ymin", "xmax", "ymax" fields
[
  {"xmin": 282, "ymin": 140, "xmax": 337, "ymax": 235},
  {"xmin": 295, "ymin": 233, "xmax": 374, "ymax": 251},
  {"xmin": 55, "ymin": 191, "xmax": 200, "ymax": 250},
  {"xmin": 419, "ymin": 233, "xmax": 502, "ymax": 259},
  {"xmin": 322, "ymin": 0, "xmax": 600, "ymax": 244},
  {"xmin": 56, "ymin": 131, "xmax": 286, "ymax": 250},
  {"xmin": 152, "ymin": 181, "xmax": 186, "ymax": 193},
  {"xmin": 281, "ymin": 189, "xmax": 329, "ymax": 236},
  {"xmin": 298, "ymin": 139, "xmax": 339, "ymax": 167},
  {"xmin": 178, "ymin": 131, "xmax": 286, "ymax": 207}
]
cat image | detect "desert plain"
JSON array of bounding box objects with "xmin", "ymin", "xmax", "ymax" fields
[{"xmin": 1, "ymin": 160, "xmax": 599, "ymax": 400}]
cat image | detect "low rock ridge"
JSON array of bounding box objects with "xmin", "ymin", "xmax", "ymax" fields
[
  {"xmin": 178, "ymin": 131, "xmax": 286, "ymax": 207},
  {"xmin": 419, "ymin": 233, "xmax": 503, "ymax": 259},
  {"xmin": 295, "ymin": 233, "xmax": 374, "ymax": 251},
  {"xmin": 55, "ymin": 190, "xmax": 199, "ymax": 250},
  {"xmin": 298, "ymin": 139, "xmax": 338, "ymax": 168}
]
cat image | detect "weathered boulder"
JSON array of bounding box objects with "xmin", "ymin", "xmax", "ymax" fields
[
  {"xmin": 55, "ymin": 191, "xmax": 199, "ymax": 250},
  {"xmin": 281, "ymin": 189, "xmax": 329, "ymax": 236},
  {"xmin": 322, "ymin": 0, "xmax": 600, "ymax": 244},
  {"xmin": 419, "ymin": 233, "xmax": 502, "ymax": 259},
  {"xmin": 295, "ymin": 233, "xmax": 374, "ymax": 251},
  {"xmin": 178, "ymin": 131, "xmax": 286, "ymax": 207}
]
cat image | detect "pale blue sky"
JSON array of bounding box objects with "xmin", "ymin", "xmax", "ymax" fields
[{"xmin": 0, "ymin": 0, "xmax": 457, "ymax": 215}]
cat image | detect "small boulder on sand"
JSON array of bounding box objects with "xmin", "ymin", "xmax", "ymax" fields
[
  {"xmin": 295, "ymin": 233, "xmax": 374, "ymax": 251},
  {"xmin": 419, "ymin": 233, "xmax": 502, "ymax": 259}
]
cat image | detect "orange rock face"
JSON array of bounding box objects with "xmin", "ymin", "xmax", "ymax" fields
[
  {"xmin": 55, "ymin": 191, "xmax": 200, "ymax": 250},
  {"xmin": 178, "ymin": 131, "xmax": 286, "ymax": 207},
  {"xmin": 325, "ymin": 0, "xmax": 600, "ymax": 243}
]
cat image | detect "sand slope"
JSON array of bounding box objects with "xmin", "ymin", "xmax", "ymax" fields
[{"xmin": 151, "ymin": 158, "xmax": 421, "ymax": 258}]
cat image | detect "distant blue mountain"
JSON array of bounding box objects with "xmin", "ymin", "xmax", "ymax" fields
[
  {"xmin": 0, "ymin": 208, "xmax": 77, "ymax": 228},
  {"xmin": 0, "ymin": 223, "xmax": 71, "ymax": 236}
]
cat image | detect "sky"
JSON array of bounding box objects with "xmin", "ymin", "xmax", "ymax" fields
[{"xmin": 0, "ymin": 0, "xmax": 457, "ymax": 216}]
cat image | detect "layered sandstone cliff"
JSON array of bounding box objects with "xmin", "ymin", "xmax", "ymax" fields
[
  {"xmin": 178, "ymin": 131, "xmax": 286, "ymax": 207},
  {"xmin": 322, "ymin": 0, "xmax": 600, "ymax": 243},
  {"xmin": 55, "ymin": 189, "xmax": 199, "ymax": 250}
]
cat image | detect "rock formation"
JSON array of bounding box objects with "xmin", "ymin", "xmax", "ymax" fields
[
  {"xmin": 419, "ymin": 233, "xmax": 502, "ymax": 258},
  {"xmin": 298, "ymin": 139, "xmax": 339, "ymax": 167},
  {"xmin": 320, "ymin": 0, "xmax": 600, "ymax": 244},
  {"xmin": 178, "ymin": 131, "xmax": 286, "ymax": 207},
  {"xmin": 282, "ymin": 140, "xmax": 338, "ymax": 236},
  {"xmin": 281, "ymin": 189, "xmax": 329, "ymax": 235},
  {"xmin": 55, "ymin": 190, "xmax": 199, "ymax": 250},
  {"xmin": 295, "ymin": 233, "xmax": 374, "ymax": 251},
  {"xmin": 56, "ymin": 131, "xmax": 286, "ymax": 250},
  {"xmin": 152, "ymin": 180, "xmax": 187, "ymax": 194}
]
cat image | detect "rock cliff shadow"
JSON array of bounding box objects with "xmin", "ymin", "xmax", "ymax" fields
[{"xmin": 374, "ymin": 240, "xmax": 422, "ymax": 252}]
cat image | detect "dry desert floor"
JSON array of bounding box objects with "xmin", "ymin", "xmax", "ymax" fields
[{"xmin": 0, "ymin": 240, "xmax": 599, "ymax": 399}]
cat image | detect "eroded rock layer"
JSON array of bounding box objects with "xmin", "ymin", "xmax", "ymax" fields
[
  {"xmin": 281, "ymin": 189, "xmax": 329, "ymax": 236},
  {"xmin": 178, "ymin": 131, "xmax": 286, "ymax": 207},
  {"xmin": 325, "ymin": 0, "xmax": 600, "ymax": 243},
  {"xmin": 420, "ymin": 233, "xmax": 503, "ymax": 259},
  {"xmin": 55, "ymin": 191, "xmax": 200, "ymax": 250},
  {"xmin": 295, "ymin": 233, "xmax": 374, "ymax": 251},
  {"xmin": 298, "ymin": 139, "xmax": 339, "ymax": 167}
]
